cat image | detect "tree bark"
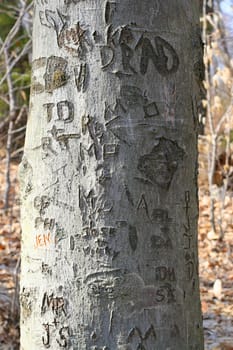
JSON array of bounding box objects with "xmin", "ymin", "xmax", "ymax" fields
[{"xmin": 20, "ymin": 1, "xmax": 204, "ymax": 349}]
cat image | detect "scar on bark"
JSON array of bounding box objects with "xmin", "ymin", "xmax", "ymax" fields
[
  {"xmin": 137, "ymin": 137, "xmax": 184, "ymax": 190},
  {"xmin": 44, "ymin": 56, "xmax": 69, "ymax": 93}
]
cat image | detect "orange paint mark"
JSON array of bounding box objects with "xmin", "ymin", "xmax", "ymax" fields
[{"xmin": 34, "ymin": 232, "xmax": 53, "ymax": 248}]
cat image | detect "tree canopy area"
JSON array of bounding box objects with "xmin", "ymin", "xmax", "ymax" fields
[{"xmin": 0, "ymin": 0, "xmax": 233, "ymax": 349}]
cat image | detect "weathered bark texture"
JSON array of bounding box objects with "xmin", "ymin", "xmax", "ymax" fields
[{"xmin": 20, "ymin": 1, "xmax": 204, "ymax": 349}]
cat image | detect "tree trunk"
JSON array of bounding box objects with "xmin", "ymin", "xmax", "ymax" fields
[{"xmin": 20, "ymin": 1, "xmax": 204, "ymax": 349}]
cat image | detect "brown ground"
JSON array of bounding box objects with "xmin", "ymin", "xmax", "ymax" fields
[{"xmin": 0, "ymin": 162, "xmax": 233, "ymax": 349}]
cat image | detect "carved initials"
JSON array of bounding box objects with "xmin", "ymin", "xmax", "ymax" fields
[{"xmin": 139, "ymin": 36, "xmax": 179, "ymax": 76}]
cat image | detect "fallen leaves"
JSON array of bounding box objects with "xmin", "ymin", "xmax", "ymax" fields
[{"xmin": 199, "ymin": 187, "xmax": 233, "ymax": 349}]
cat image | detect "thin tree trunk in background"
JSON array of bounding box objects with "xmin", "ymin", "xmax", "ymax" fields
[{"xmin": 20, "ymin": 1, "xmax": 204, "ymax": 349}]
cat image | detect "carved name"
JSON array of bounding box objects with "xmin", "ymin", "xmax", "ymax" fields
[
  {"xmin": 101, "ymin": 26, "xmax": 179, "ymax": 78},
  {"xmin": 42, "ymin": 322, "xmax": 70, "ymax": 348}
]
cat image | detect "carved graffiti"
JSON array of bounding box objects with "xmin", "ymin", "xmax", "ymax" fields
[
  {"xmin": 35, "ymin": 217, "xmax": 55, "ymax": 230},
  {"xmin": 138, "ymin": 36, "xmax": 179, "ymax": 76},
  {"xmin": 150, "ymin": 209, "xmax": 173, "ymax": 249},
  {"xmin": 56, "ymin": 327, "xmax": 70, "ymax": 347},
  {"xmin": 48, "ymin": 125, "xmax": 80, "ymax": 150},
  {"xmin": 103, "ymin": 143, "xmax": 119, "ymax": 157},
  {"xmin": 137, "ymin": 137, "xmax": 184, "ymax": 189},
  {"xmin": 79, "ymin": 226, "xmax": 116, "ymax": 239},
  {"xmin": 79, "ymin": 186, "xmax": 113, "ymax": 225},
  {"xmin": 19, "ymin": 157, "xmax": 33, "ymax": 199},
  {"xmin": 85, "ymin": 272, "xmax": 176, "ymax": 315},
  {"xmin": 42, "ymin": 262, "xmax": 52, "ymax": 275},
  {"xmin": 143, "ymin": 102, "xmax": 159, "ymax": 118},
  {"xmin": 74, "ymin": 63, "xmax": 89, "ymax": 92},
  {"xmin": 124, "ymin": 184, "xmax": 134, "ymax": 206},
  {"xmin": 41, "ymin": 292, "xmax": 66, "ymax": 316},
  {"xmin": 100, "ymin": 24, "xmax": 179, "ymax": 78},
  {"xmin": 34, "ymin": 195, "xmax": 51, "ymax": 216},
  {"xmin": 57, "ymin": 22, "xmax": 87, "ymax": 58},
  {"xmin": 44, "ymin": 103, "xmax": 55, "ymax": 122},
  {"xmin": 183, "ymin": 191, "xmax": 192, "ymax": 249},
  {"xmin": 42, "ymin": 322, "xmax": 52, "ymax": 348},
  {"xmin": 185, "ymin": 252, "xmax": 196, "ymax": 281},
  {"xmin": 42, "ymin": 322, "xmax": 69, "ymax": 348},
  {"xmin": 85, "ymin": 271, "xmax": 123, "ymax": 299},
  {"xmin": 100, "ymin": 46, "xmax": 114, "ymax": 70},
  {"xmin": 44, "ymin": 101, "xmax": 75, "ymax": 123},
  {"xmin": 80, "ymin": 116, "xmax": 111, "ymax": 162},
  {"xmin": 52, "ymin": 196, "xmax": 75, "ymax": 212},
  {"xmin": 57, "ymin": 101, "xmax": 74, "ymax": 123},
  {"xmin": 119, "ymin": 85, "xmax": 159, "ymax": 118},
  {"xmin": 105, "ymin": 1, "xmax": 116, "ymax": 24},
  {"xmin": 155, "ymin": 266, "xmax": 176, "ymax": 282},
  {"xmin": 31, "ymin": 56, "xmax": 69, "ymax": 94},
  {"xmin": 39, "ymin": 9, "xmax": 88, "ymax": 55},
  {"xmin": 128, "ymin": 225, "xmax": 138, "ymax": 252},
  {"xmin": 137, "ymin": 194, "xmax": 150, "ymax": 219},
  {"xmin": 83, "ymin": 240, "xmax": 119, "ymax": 259},
  {"xmin": 120, "ymin": 42, "xmax": 136, "ymax": 75},
  {"xmin": 41, "ymin": 137, "xmax": 58, "ymax": 158},
  {"xmin": 120, "ymin": 85, "xmax": 145, "ymax": 108},
  {"xmin": 127, "ymin": 325, "xmax": 157, "ymax": 349},
  {"xmin": 76, "ymin": 227, "xmax": 117, "ymax": 260}
]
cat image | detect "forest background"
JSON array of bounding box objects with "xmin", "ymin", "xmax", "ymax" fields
[{"xmin": 0, "ymin": 0, "xmax": 233, "ymax": 349}]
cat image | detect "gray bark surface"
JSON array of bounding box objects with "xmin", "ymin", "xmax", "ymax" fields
[{"xmin": 20, "ymin": 1, "xmax": 204, "ymax": 349}]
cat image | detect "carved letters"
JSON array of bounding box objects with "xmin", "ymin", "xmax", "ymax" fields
[
  {"xmin": 41, "ymin": 292, "xmax": 66, "ymax": 316},
  {"xmin": 74, "ymin": 63, "xmax": 89, "ymax": 92},
  {"xmin": 42, "ymin": 323, "xmax": 70, "ymax": 348},
  {"xmin": 182, "ymin": 192, "xmax": 197, "ymax": 284},
  {"xmin": 41, "ymin": 292, "xmax": 70, "ymax": 347},
  {"xmin": 150, "ymin": 209, "xmax": 173, "ymax": 249},
  {"xmin": 100, "ymin": 24, "xmax": 179, "ymax": 78},
  {"xmin": 39, "ymin": 8, "xmax": 88, "ymax": 55},
  {"xmin": 127, "ymin": 325, "xmax": 157, "ymax": 347},
  {"xmin": 155, "ymin": 266, "xmax": 176, "ymax": 282},
  {"xmin": 128, "ymin": 225, "xmax": 138, "ymax": 252},
  {"xmin": 44, "ymin": 101, "xmax": 74, "ymax": 123}
]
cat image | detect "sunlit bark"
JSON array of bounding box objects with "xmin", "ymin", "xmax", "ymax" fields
[{"xmin": 20, "ymin": 1, "xmax": 204, "ymax": 349}]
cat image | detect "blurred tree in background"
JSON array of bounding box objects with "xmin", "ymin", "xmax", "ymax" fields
[
  {"xmin": 0, "ymin": 0, "xmax": 32, "ymax": 208},
  {"xmin": 201, "ymin": 0, "xmax": 233, "ymax": 240},
  {"xmin": 0, "ymin": 1, "xmax": 32, "ymax": 348}
]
